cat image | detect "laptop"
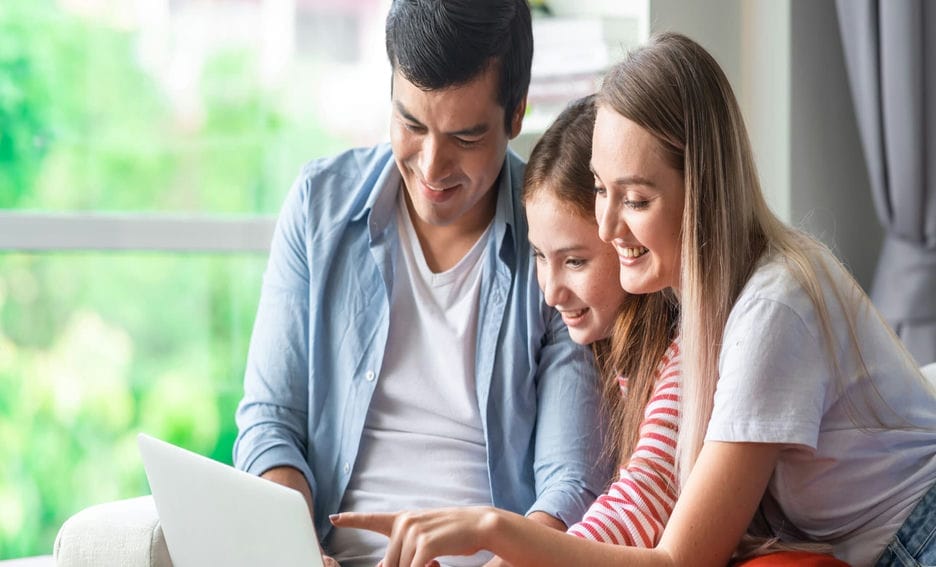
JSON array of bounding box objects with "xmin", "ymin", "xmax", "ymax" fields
[{"xmin": 138, "ymin": 433, "xmax": 325, "ymax": 567}]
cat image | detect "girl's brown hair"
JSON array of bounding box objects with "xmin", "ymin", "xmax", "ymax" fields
[{"xmin": 523, "ymin": 95, "xmax": 677, "ymax": 469}]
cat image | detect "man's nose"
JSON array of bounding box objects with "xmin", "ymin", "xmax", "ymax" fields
[{"xmin": 419, "ymin": 136, "xmax": 451, "ymax": 186}]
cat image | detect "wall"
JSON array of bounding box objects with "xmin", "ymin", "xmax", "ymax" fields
[
  {"xmin": 649, "ymin": 0, "xmax": 881, "ymax": 290},
  {"xmin": 649, "ymin": 0, "xmax": 742, "ymax": 89}
]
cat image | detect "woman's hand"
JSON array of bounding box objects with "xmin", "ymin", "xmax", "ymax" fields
[{"xmin": 330, "ymin": 507, "xmax": 500, "ymax": 567}]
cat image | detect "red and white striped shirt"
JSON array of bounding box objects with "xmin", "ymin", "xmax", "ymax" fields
[{"xmin": 567, "ymin": 340, "xmax": 681, "ymax": 548}]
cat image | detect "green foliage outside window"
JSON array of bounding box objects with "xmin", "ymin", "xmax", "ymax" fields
[
  {"xmin": 1, "ymin": 0, "xmax": 348, "ymax": 557},
  {"xmin": 1, "ymin": 0, "xmax": 343, "ymax": 213},
  {"xmin": 0, "ymin": 253, "xmax": 264, "ymax": 558}
]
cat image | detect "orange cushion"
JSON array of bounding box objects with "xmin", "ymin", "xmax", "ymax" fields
[{"xmin": 734, "ymin": 551, "xmax": 850, "ymax": 567}]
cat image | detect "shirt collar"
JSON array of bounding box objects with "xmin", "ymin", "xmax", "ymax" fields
[{"xmin": 359, "ymin": 146, "xmax": 520, "ymax": 255}]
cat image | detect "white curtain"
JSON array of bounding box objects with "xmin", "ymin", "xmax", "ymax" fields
[{"xmin": 837, "ymin": 0, "xmax": 936, "ymax": 364}]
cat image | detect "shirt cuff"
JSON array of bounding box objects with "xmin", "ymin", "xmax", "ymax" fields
[
  {"xmin": 242, "ymin": 442, "xmax": 317, "ymax": 499},
  {"xmin": 526, "ymin": 486, "xmax": 593, "ymax": 528}
]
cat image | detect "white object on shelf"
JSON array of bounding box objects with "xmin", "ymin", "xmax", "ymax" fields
[
  {"xmin": 518, "ymin": 8, "xmax": 647, "ymax": 141},
  {"xmin": 532, "ymin": 17, "xmax": 608, "ymax": 79}
]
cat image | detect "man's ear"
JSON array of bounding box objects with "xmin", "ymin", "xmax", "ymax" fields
[{"xmin": 509, "ymin": 95, "xmax": 527, "ymax": 139}]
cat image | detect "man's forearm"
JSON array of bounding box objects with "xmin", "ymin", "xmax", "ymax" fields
[
  {"xmin": 527, "ymin": 510, "xmax": 566, "ymax": 531},
  {"xmin": 262, "ymin": 466, "xmax": 341, "ymax": 566},
  {"xmin": 261, "ymin": 465, "xmax": 314, "ymax": 516}
]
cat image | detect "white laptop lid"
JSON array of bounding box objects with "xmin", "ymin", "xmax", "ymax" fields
[{"xmin": 138, "ymin": 433, "xmax": 324, "ymax": 567}]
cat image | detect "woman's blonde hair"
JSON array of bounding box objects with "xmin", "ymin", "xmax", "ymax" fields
[
  {"xmin": 522, "ymin": 95, "xmax": 677, "ymax": 470},
  {"xmin": 598, "ymin": 29, "xmax": 770, "ymax": 491}
]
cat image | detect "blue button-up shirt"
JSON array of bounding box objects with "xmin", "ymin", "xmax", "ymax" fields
[{"xmin": 234, "ymin": 144, "xmax": 607, "ymax": 542}]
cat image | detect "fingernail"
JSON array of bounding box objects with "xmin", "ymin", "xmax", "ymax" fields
[{"xmin": 329, "ymin": 514, "xmax": 339, "ymax": 523}]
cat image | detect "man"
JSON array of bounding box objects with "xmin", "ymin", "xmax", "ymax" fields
[{"xmin": 233, "ymin": 1, "xmax": 606, "ymax": 565}]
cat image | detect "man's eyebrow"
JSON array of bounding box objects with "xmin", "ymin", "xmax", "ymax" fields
[
  {"xmin": 589, "ymin": 164, "xmax": 656, "ymax": 188},
  {"xmin": 394, "ymin": 101, "xmax": 423, "ymax": 126},
  {"xmin": 394, "ymin": 101, "xmax": 489, "ymax": 137},
  {"xmin": 451, "ymin": 123, "xmax": 490, "ymax": 137}
]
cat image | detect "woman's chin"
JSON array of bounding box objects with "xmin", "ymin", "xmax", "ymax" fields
[
  {"xmin": 569, "ymin": 327, "xmax": 602, "ymax": 346},
  {"xmin": 620, "ymin": 274, "xmax": 665, "ymax": 296}
]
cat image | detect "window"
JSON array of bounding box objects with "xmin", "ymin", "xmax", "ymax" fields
[
  {"xmin": 0, "ymin": 0, "xmax": 389, "ymax": 558},
  {"xmin": 1, "ymin": 0, "xmax": 390, "ymax": 214}
]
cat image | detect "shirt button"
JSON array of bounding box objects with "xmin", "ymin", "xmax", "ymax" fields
[
  {"xmin": 365, "ymin": 370, "xmax": 375, "ymax": 382},
  {"xmin": 343, "ymin": 462, "xmax": 351, "ymax": 474}
]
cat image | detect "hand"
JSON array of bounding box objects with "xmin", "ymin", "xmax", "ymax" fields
[
  {"xmin": 330, "ymin": 507, "xmax": 499, "ymax": 567},
  {"xmin": 475, "ymin": 511, "xmax": 555, "ymax": 567},
  {"xmin": 323, "ymin": 555, "xmax": 340, "ymax": 567}
]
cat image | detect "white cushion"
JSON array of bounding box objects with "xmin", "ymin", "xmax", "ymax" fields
[{"xmin": 54, "ymin": 496, "xmax": 171, "ymax": 567}]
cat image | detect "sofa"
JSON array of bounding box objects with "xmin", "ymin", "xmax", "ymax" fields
[{"xmin": 53, "ymin": 496, "xmax": 170, "ymax": 567}]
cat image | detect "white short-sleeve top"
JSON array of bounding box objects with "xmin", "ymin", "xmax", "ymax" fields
[{"xmin": 705, "ymin": 248, "xmax": 936, "ymax": 567}]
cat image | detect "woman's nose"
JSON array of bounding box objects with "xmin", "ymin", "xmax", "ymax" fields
[{"xmin": 597, "ymin": 199, "xmax": 625, "ymax": 244}]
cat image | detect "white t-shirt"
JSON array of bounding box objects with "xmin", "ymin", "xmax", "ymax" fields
[
  {"xmin": 705, "ymin": 248, "xmax": 936, "ymax": 567},
  {"xmin": 327, "ymin": 194, "xmax": 494, "ymax": 567}
]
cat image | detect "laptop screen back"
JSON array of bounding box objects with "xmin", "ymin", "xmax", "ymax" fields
[{"xmin": 138, "ymin": 433, "xmax": 324, "ymax": 567}]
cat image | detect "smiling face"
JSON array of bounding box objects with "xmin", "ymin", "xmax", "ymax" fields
[
  {"xmin": 592, "ymin": 105, "xmax": 685, "ymax": 295},
  {"xmin": 390, "ymin": 65, "xmax": 523, "ymax": 237},
  {"xmin": 526, "ymin": 190, "xmax": 627, "ymax": 345}
]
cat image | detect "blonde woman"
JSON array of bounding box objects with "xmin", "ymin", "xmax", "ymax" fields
[{"xmin": 589, "ymin": 32, "xmax": 935, "ymax": 567}]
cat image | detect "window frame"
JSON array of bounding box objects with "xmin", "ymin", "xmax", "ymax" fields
[{"xmin": 0, "ymin": 211, "xmax": 275, "ymax": 253}]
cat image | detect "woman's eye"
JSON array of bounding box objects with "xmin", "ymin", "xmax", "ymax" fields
[
  {"xmin": 624, "ymin": 199, "xmax": 650, "ymax": 210},
  {"xmin": 566, "ymin": 258, "xmax": 586, "ymax": 268},
  {"xmin": 593, "ymin": 185, "xmax": 606, "ymax": 197}
]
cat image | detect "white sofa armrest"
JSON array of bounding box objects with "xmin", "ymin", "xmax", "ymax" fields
[
  {"xmin": 922, "ymin": 362, "xmax": 936, "ymax": 386},
  {"xmin": 54, "ymin": 496, "xmax": 171, "ymax": 567}
]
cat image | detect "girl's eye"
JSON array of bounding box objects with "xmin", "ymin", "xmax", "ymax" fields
[
  {"xmin": 593, "ymin": 185, "xmax": 606, "ymax": 197},
  {"xmin": 624, "ymin": 199, "xmax": 650, "ymax": 210},
  {"xmin": 531, "ymin": 250, "xmax": 545, "ymax": 262},
  {"xmin": 566, "ymin": 258, "xmax": 586, "ymax": 269}
]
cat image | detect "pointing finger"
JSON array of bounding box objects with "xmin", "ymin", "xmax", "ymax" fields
[{"xmin": 329, "ymin": 512, "xmax": 397, "ymax": 536}]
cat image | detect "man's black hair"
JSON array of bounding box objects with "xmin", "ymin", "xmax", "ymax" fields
[{"xmin": 386, "ymin": 0, "xmax": 533, "ymax": 133}]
